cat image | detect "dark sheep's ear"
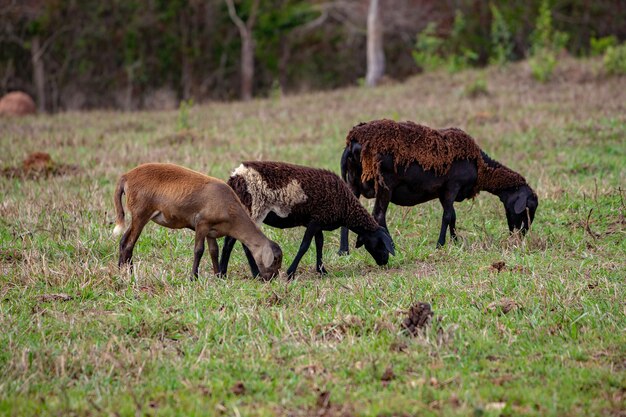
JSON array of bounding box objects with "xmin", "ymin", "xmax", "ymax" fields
[
  {"xmin": 383, "ymin": 234, "xmax": 395, "ymax": 256},
  {"xmin": 355, "ymin": 235, "xmax": 364, "ymax": 248},
  {"xmin": 378, "ymin": 228, "xmax": 395, "ymax": 255},
  {"xmin": 514, "ymin": 195, "xmax": 527, "ymax": 214}
]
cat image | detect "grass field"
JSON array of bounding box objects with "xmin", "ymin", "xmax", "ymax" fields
[{"xmin": 1, "ymin": 58, "xmax": 625, "ymax": 416}]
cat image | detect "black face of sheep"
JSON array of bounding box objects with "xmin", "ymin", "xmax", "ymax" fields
[
  {"xmin": 355, "ymin": 227, "xmax": 395, "ymax": 265},
  {"xmin": 499, "ymin": 185, "xmax": 539, "ymax": 234}
]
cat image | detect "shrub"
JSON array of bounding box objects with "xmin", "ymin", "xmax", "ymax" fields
[
  {"xmin": 529, "ymin": 0, "xmax": 569, "ymax": 82},
  {"xmin": 462, "ymin": 76, "xmax": 489, "ymax": 98},
  {"xmin": 603, "ymin": 43, "xmax": 626, "ymax": 75},
  {"xmin": 489, "ymin": 3, "xmax": 514, "ymax": 66},
  {"xmin": 177, "ymin": 99, "xmax": 193, "ymax": 131},
  {"xmin": 412, "ymin": 11, "xmax": 477, "ymax": 73},
  {"xmin": 590, "ymin": 35, "xmax": 618, "ymax": 57},
  {"xmin": 412, "ymin": 22, "xmax": 445, "ymax": 72}
]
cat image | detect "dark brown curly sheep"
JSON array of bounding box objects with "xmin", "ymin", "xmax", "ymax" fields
[
  {"xmin": 220, "ymin": 161, "xmax": 395, "ymax": 279},
  {"xmin": 340, "ymin": 120, "xmax": 538, "ymax": 249}
]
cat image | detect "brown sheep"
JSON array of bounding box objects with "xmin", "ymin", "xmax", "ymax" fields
[{"xmin": 113, "ymin": 163, "xmax": 282, "ymax": 280}]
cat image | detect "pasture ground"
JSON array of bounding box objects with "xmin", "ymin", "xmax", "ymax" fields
[{"xmin": 1, "ymin": 58, "xmax": 625, "ymax": 416}]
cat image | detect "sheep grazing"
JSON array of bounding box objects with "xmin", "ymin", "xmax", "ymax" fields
[
  {"xmin": 339, "ymin": 119, "xmax": 538, "ymax": 250},
  {"xmin": 219, "ymin": 161, "xmax": 395, "ymax": 279},
  {"xmin": 113, "ymin": 163, "xmax": 282, "ymax": 280},
  {"xmin": 0, "ymin": 91, "xmax": 36, "ymax": 116}
]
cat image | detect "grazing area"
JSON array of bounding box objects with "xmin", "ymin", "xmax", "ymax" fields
[{"xmin": 1, "ymin": 58, "xmax": 625, "ymax": 416}]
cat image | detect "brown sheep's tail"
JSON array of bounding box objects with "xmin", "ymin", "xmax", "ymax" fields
[{"xmin": 113, "ymin": 176, "xmax": 127, "ymax": 236}]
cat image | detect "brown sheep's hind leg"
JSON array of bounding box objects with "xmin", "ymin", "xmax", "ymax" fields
[
  {"xmin": 207, "ymin": 237, "xmax": 219, "ymax": 275},
  {"xmin": 191, "ymin": 223, "xmax": 210, "ymax": 280},
  {"xmin": 118, "ymin": 212, "xmax": 151, "ymax": 272}
]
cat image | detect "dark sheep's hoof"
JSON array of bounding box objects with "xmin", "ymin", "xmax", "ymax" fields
[
  {"xmin": 317, "ymin": 266, "xmax": 328, "ymax": 275},
  {"xmin": 337, "ymin": 250, "xmax": 349, "ymax": 256}
]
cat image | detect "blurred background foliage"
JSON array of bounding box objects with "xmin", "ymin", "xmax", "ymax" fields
[{"xmin": 1, "ymin": 0, "xmax": 625, "ymax": 111}]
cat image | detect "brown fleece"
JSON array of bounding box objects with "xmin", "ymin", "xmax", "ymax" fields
[
  {"xmin": 347, "ymin": 120, "xmax": 527, "ymax": 194},
  {"xmin": 230, "ymin": 161, "xmax": 380, "ymax": 232}
]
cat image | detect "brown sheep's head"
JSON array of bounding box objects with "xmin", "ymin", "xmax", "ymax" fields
[{"xmin": 258, "ymin": 240, "xmax": 283, "ymax": 280}]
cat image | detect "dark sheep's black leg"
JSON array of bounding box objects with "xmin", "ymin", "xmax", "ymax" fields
[
  {"xmin": 372, "ymin": 187, "xmax": 392, "ymax": 232},
  {"xmin": 437, "ymin": 189, "xmax": 459, "ymax": 248},
  {"xmin": 286, "ymin": 224, "xmax": 319, "ymax": 280},
  {"xmin": 314, "ymin": 230, "xmax": 327, "ymax": 275},
  {"xmin": 242, "ymin": 244, "xmax": 260, "ymax": 278},
  {"xmin": 218, "ymin": 236, "xmax": 238, "ymax": 277},
  {"xmin": 449, "ymin": 207, "xmax": 458, "ymax": 242},
  {"xmin": 338, "ymin": 226, "xmax": 350, "ymax": 256},
  {"xmin": 437, "ymin": 206, "xmax": 452, "ymax": 248}
]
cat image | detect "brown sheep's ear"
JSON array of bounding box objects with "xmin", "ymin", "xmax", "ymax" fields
[
  {"xmin": 262, "ymin": 245, "xmax": 274, "ymax": 268},
  {"xmin": 514, "ymin": 195, "xmax": 527, "ymax": 214}
]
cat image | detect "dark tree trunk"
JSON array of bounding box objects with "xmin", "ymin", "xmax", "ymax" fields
[{"xmin": 31, "ymin": 36, "xmax": 46, "ymax": 112}]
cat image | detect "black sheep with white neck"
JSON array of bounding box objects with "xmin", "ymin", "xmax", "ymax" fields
[{"xmin": 219, "ymin": 161, "xmax": 395, "ymax": 279}]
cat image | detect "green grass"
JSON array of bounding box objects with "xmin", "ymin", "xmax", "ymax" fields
[{"xmin": 1, "ymin": 58, "xmax": 625, "ymax": 416}]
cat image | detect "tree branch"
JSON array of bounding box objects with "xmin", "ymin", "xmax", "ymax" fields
[{"xmin": 224, "ymin": 0, "xmax": 248, "ymax": 37}]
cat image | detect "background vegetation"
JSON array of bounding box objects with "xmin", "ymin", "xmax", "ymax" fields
[{"xmin": 1, "ymin": 0, "xmax": 626, "ymax": 110}]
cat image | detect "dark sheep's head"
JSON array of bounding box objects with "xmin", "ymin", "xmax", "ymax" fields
[
  {"xmin": 356, "ymin": 227, "xmax": 395, "ymax": 265},
  {"xmin": 258, "ymin": 240, "xmax": 283, "ymax": 280},
  {"xmin": 500, "ymin": 185, "xmax": 538, "ymax": 234}
]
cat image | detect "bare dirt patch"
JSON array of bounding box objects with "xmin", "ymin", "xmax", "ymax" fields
[
  {"xmin": 486, "ymin": 298, "xmax": 518, "ymax": 315},
  {"xmin": 0, "ymin": 249, "xmax": 23, "ymax": 264},
  {"xmin": 36, "ymin": 293, "xmax": 73, "ymax": 302},
  {"xmin": 380, "ymin": 366, "xmax": 396, "ymax": 386},
  {"xmin": 401, "ymin": 302, "xmax": 433, "ymax": 336},
  {"xmin": 488, "ymin": 261, "xmax": 529, "ymax": 274},
  {"xmin": 2, "ymin": 152, "xmax": 79, "ymax": 179},
  {"xmin": 231, "ymin": 381, "xmax": 246, "ymax": 396}
]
